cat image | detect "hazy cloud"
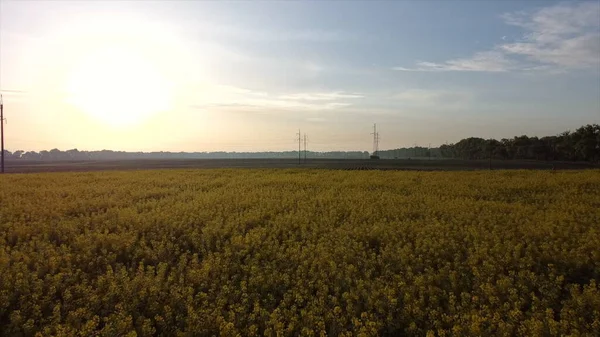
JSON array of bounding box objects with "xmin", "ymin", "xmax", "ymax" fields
[
  {"xmin": 500, "ymin": 1, "xmax": 600, "ymax": 69},
  {"xmin": 394, "ymin": 51, "xmax": 513, "ymax": 72},
  {"xmin": 0, "ymin": 89, "xmax": 28, "ymax": 94},
  {"xmin": 188, "ymin": 85, "xmax": 362, "ymax": 111},
  {"xmin": 192, "ymin": 21, "xmax": 349, "ymax": 43},
  {"xmin": 279, "ymin": 92, "xmax": 364, "ymax": 101},
  {"xmin": 392, "ymin": 89, "xmax": 472, "ymax": 108},
  {"xmin": 394, "ymin": 2, "xmax": 600, "ymax": 73}
]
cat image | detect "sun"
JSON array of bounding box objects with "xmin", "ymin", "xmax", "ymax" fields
[{"xmin": 66, "ymin": 46, "xmax": 171, "ymax": 127}]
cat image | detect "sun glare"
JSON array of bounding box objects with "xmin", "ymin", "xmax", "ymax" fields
[
  {"xmin": 67, "ymin": 47, "xmax": 170, "ymax": 127},
  {"xmin": 61, "ymin": 15, "xmax": 176, "ymax": 128}
]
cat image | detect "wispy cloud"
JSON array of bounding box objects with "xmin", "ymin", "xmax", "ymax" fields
[
  {"xmin": 278, "ymin": 92, "xmax": 363, "ymax": 101},
  {"xmin": 212, "ymin": 85, "xmax": 268, "ymax": 97},
  {"xmin": 394, "ymin": 51, "xmax": 513, "ymax": 72},
  {"xmin": 188, "ymin": 84, "xmax": 362, "ymax": 111},
  {"xmin": 394, "ymin": 2, "xmax": 600, "ymax": 73},
  {"xmin": 500, "ymin": 1, "xmax": 600, "ymax": 69},
  {"xmin": 0, "ymin": 89, "xmax": 30, "ymax": 103},
  {"xmin": 192, "ymin": 21, "xmax": 349, "ymax": 43},
  {"xmin": 0, "ymin": 89, "xmax": 28, "ymax": 94},
  {"xmin": 391, "ymin": 89, "xmax": 473, "ymax": 109}
]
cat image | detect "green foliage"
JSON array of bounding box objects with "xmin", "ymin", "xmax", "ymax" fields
[
  {"xmin": 1, "ymin": 169, "xmax": 599, "ymax": 336},
  {"xmin": 435, "ymin": 124, "xmax": 600, "ymax": 162}
]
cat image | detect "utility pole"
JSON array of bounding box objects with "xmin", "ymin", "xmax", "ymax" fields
[
  {"xmin": 428, "ymin": 143, "xmax": 431, "ymax": 161},
  {"xmin": 296, "ymin": 129, "xmax": 301, "ymax": 165},
  {"xmin": 1, "ymin": 94, "xmax": 4, "ymax": 174},
  {"xmin": 489, "ymin": 139, "xmax": 493, "ymax": 170},
  {"xmin": 413, "ymin": 143, "xmax": 417, "ymax": 158},
  {"xmin": 303, "ymin": 133, "xmax": 307, "ymax": 163}
]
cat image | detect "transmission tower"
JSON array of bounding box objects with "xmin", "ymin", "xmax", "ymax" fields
[
  {"xmin": 370, "ymin": 123, "xmax": 379, "ymax": 158},
  {"xmin": 295, "ymin": 129, "xmax": 301, "ymax": 165}
]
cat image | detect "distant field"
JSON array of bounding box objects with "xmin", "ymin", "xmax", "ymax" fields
[
  {"xmin": 1, "ymin": 169, "xmax": 599, "ymax": 336},
  {"xmin": 4, "ymin": 158, "xmax": 598, "ymax": 173}
]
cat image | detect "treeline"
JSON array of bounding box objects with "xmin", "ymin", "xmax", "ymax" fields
[
  {"xmin": 376, "ymin": 147, "xmax": 440, "ymax": 159},
  {"xmin": 2, "ymin": 149, "xmax": 371, "ymax": 161},
  {"xmin": 439, "ymin": 124, "xmax": 600, "ymax": 162},
  {"xmin": 4, "ymin": 124, "xmax": 599, "ymax": 162},
  {"xmin": 379, "ymin": 124, "xmax": 600, "ymax": 162}
]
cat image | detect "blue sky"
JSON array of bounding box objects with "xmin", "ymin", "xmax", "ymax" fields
[{"xmin": 0, "ymin": 0, "xmax": 598, "ymax": 152}]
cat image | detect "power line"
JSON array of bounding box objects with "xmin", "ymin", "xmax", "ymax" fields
[{"xmin": 1, "ymin": 94, "xmax": 4, "ymax": 173}]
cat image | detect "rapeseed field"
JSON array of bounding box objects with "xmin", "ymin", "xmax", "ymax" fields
[{"xmin": 1, "ymin": 169, "xmax": 599, "ymax": 336}]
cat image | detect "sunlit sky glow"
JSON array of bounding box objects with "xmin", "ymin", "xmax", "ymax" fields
[{"xmin": 0, "ymin": 0, "xmax": 599, "ymax": 152}]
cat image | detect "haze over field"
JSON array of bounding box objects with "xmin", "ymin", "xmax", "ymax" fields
[{"xmin": 0, "ymin": 0, "xmax": 599, "ymax": 152}]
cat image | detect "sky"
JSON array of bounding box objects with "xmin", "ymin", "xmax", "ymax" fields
[{"xmin": 0, "ymin": 0, "xmax": 599, "ymax": 152}]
